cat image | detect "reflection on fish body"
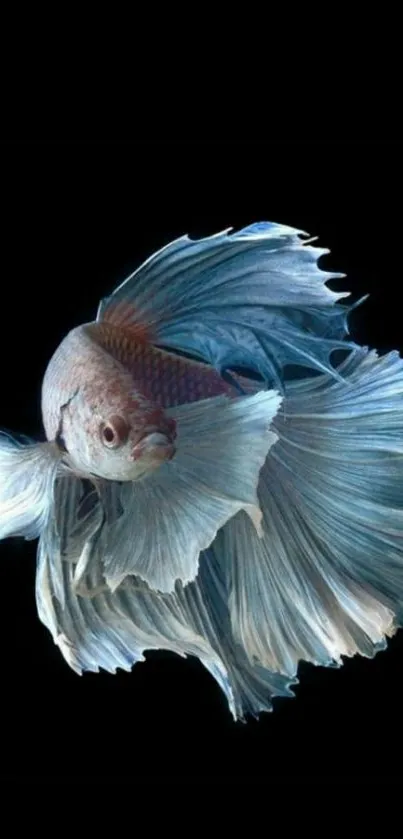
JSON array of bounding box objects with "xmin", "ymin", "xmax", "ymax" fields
[{"xmin": 1, "ymin": 221, "xmax": 403, "ymax": 721}]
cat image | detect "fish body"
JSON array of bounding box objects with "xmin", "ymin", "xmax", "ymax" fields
[{"xmin": 1, "ymin": 221, "xmax": 403, "ymax": 721}]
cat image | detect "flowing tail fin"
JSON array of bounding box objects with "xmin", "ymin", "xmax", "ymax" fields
[
  {"xmin": 0, "ymin": 432, "xmax": 61, "ymax": 541},
  {"xmin": 218, "ymin": 347, "xmax": 403, "ymax": 678}
]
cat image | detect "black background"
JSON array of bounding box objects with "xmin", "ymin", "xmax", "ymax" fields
[{"xmin": 0, "ymin": 143, "xmax": 401, "ymax": 783}]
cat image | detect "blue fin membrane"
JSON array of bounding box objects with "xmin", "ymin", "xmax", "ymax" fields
[{"xmin": 98, "ymin": 223, "xmax": 356, "ymax": 386}]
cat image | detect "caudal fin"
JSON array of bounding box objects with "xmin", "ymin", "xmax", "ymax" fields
[{"xmin": 216, "ymin": 347, "xmax": 403, "ymax": 678}]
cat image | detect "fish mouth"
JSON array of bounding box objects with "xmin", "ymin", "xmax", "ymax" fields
[{"xmin": 130, "ymin": 431, "xmax": 176, "ymax": 463}]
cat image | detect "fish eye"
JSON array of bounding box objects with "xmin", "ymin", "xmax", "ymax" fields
[
  {"xmin": 100, "ymin": 415, "xmax": 129, "ymax": 449},
  {"xmin": 102, "ymin": 424, "xmax": 117, "ymax": 446}
]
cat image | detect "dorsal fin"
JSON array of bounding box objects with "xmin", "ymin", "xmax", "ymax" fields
[{"xmin": 97, "ymin": 222, "xmax": 359, "ymax": 388}]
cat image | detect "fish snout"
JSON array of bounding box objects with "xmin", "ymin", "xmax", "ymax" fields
[{"xmin": 130, "ymin": 430, "xmax": 176, "ymax": 463}]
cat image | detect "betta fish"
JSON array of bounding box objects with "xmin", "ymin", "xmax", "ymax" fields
[{"xmin": 1, "ymin": 221, "xmax": 402, "ymax": 721}]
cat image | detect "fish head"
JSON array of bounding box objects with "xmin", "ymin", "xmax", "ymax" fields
[{"xmin": 60, "ymin": 382, "xmax": 177, "ymax": 482}]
